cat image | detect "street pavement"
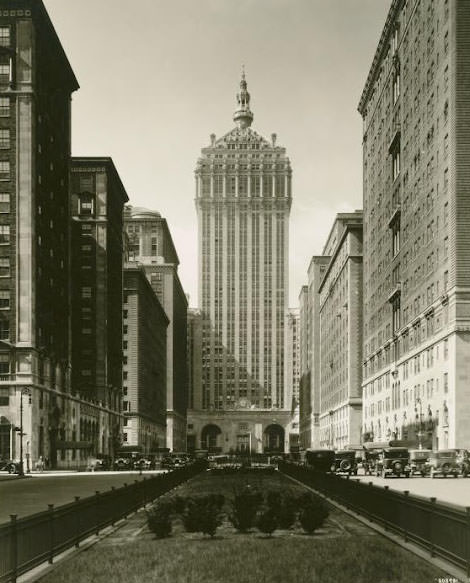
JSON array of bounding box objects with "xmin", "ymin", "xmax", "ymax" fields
[
  {"xmin": 351, "ymin": 473, "xmax": 470, "ymax": 507},
  {"xmin": 0, "ymin": 470, "xmax": 166, "ymax": 524}
]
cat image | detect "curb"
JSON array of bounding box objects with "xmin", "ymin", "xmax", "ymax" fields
[{"xmin": 283, "ymin": 472, "xmax": 468, "ymax": 583}]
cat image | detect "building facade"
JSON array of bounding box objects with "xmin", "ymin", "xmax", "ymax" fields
[
  {"xmin": 124, "ymin": 206, "xmax": 188, "ymax": 452},
  {"xmin": 359, "ymin": 0, "xmax": 470, "ymax": 449},
  {"xmin": 70, "ymin": 157, "xmax": 128, "ymax": 462},
  {"xmin": 122, "ymin": 265, "xmax": 168, "ymax": 452},
  {"xmin": 187, "ymin": 72, "xmax": 293, "ymax": 454},
  {"xmin": 0, "ymin": 1, "xmax": 79, "ymax": 469},
  {"xmin": 298, "ymin": 257, "xmax": 329, "ymax": 450},
  {"xmin": 318, "ymin": 213, "xmax": 363, "ymax": 450}
]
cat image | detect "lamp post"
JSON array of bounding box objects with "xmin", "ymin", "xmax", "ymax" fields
[
  {"xmin": 415, "ymin": 397, "xmax": 423, "ymax": 450},
  {"xmin": 16, "ymin": 388, "xmax": 31, "ymax": 476}
]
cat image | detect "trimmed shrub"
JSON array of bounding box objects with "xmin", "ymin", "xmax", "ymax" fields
[
  {"xmin": 182, "ymin": 495, "xmax": 225, "ymax": 537},
  {"xmin": 230, "ymin": 487, "xmax": 263, "ymax": 532},
  {"xmin": 257, "ymin": 507, "xmax": 278, "ymax": 536},
  {"xmin": 298, "ymin": 495, "xmax": 329, "ymax": 534},
  {"xmin": 169, "ymin": 495, "xmax": 187, "ymax": 514},
  {"xmin": 147, "ymin": 504, "xmax": 172, "ymax": 538}
]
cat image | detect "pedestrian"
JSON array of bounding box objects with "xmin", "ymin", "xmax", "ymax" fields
[
  {"xmin": 36, "ymin": 456, "xmax": 44, "ymax": 473},
  {"xmin": 44, "ymin": 456, "xmax": 49, "ymax": 470}
]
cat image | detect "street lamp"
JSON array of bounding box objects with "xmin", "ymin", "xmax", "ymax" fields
[
  {"xmin": 15, "ymin": 387, "xmax": 31, "ymax": 476},
  {"xmin": 415, "ymin": 397, "xmax": 423, "ymax": 450}
]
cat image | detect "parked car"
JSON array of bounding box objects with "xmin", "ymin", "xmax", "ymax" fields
[
  {"xmin": 113, "ymin": 457, "xmax": 132, "ymax": 471},
  {"xmin": 332, "ymin": 450, "xmax": 358, "ymax": 475},
  {"xmin": 304, "ymin": 449, "xmax": 336, "ymax": 472},
  {"xmin": 0, "ymin": 459, "xmax": 19, "ymax": 474},
  {"xmin": 426, "ymin": 449, "xmax": 461, "ymax": 478},
  {"xmin": 375, "ymin": 447, "xmax": 410, "ymax": 478},
  {"xmin": 409, "ymin": 449, "xmax": 432, "ymax": 477}
]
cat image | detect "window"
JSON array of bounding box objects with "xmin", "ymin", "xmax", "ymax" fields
[
  {"xmin": 0, "ymin": 129, "xmax": 9, "ymax": 150},
  {"xmin": 0, "ymin": 387, "xmax": 8, "ymax": 406},
  {"xmin": 0, "ymin": 290, "xmax": 9, "ymax": 309},
  {"xmin": 443, "ymin": 373, "xmax": 448, "ymax": 393},
  {"xmin": 81, "ymin": 224, "xmax": 92, "ymax": 235},
  {"xmin": 393, "ymin": 70, "xmax": 400, "ymax": 103},
  {"xmin": 79, "ymin": 174, "xmax": 94, "ymax": 192},
  {"xmin": 151, "ymin": 236, "xmax": 158, "ymax": 256},
  {"xmin": 0, "ymin": 319, "xmax": 9, "ymax": 339},
  {"xmin": 0, "ymin": 97, "xmax": 9, "ymax": 117},
  {"xmin": 392, "ymin": 221, "xmax": 400, "ymax": 256},
  {"xmin": 392, "ymin": 149, "xmax": 400, "ymax": 181},
  {"xmin": 81, "ymin": 369, "xmax": 92, "ymax": 376},
  {"xmin": 0, "ymin": 59, "xmax": 10, "ymax": 84},
  {"xmin": 0, "ymin": 353, "xmax": 8, "ymax": 374},
  {"xmin": 392, "ymin": 297, "xmax": 401, "ymax": 332},
  {"xmin": 81, "ymin": 286, "xmax": 92, "ymax": 299},
  {"xmin": 0, "ymin": 193, "xmax": 9, "ymax": 213},
  {"xmin": 0, "ymin": 27, "xmax": 10, "ymax": 47},
  {"xmin": 0, "ymin": 225, "xmax": 9, "ymax": 244},
  {"xmin": 78, "ymin": 194, "xmax": 94, "ymax": 216},
  {"xmin": 0, "ymin": 257, "xmax": 9, "ymax": 277},
  {"xmin": 0, "ymin": 161, "xmax": 9, "ymax": 180}
]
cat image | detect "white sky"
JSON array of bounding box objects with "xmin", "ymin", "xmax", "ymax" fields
[{"xmin": 45, "ymin": 0, "xmax": 391, "ymax": 307}]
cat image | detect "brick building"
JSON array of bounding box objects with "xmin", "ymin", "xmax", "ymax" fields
[
  {"xmin": 0, "ymin": 0, "xmax": 79, "ymax": 468},
  {"xmin": 317, "ymin": 213, "xmax": 363, "ymax": 449},
  {"xmin": 359, "ymin": 0, "xmax": 470, "ymax": 449},
  {"xmin": 70, "ymin": 157, "xmax": 128, "ymax": 461},
  {"xmin": 122, "ymin": 265, "xmax": 168, "ymax": 452},
  {"xmin": 124, "ymin": 206, "xmax": 188, "ymax": 452}
]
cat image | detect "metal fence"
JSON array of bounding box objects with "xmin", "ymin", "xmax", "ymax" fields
[
  {"xmin": 0, "ymin": 462, "xmax": 206, "ymax": 583},
  {"xmin": 280, "ymin": 461, "xmax": 470, "ymax": 577}
]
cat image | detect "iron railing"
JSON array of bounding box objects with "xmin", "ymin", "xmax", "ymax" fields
[
  {"xmin": 280, "ymin": 461, "xmax": 470, "ymax": 577},
  {"xmin": 0, "ymin": 462, "xmax": 206, "ymax": 583}
]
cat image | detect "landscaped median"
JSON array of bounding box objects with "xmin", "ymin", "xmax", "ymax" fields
[
  {"xmin": 0, "ymin": 461, "xmax": 207, "ymax": 583},
  {"xmin": 37, "ymin": 467, "xmax": 448, "ymax": 583}
]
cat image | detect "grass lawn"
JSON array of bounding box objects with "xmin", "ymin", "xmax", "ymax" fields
[{"xmin": 39, "ymin": 470, "xmax": 450, "ymax": 583}]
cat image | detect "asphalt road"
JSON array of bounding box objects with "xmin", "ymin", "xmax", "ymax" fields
[
  {"xmin": 0, "ymin": 471, "xmax": 165, "ymax": 524},
  {"xmin": 351, "ymin": 473, "xmax": 470, "ymax": 507}
]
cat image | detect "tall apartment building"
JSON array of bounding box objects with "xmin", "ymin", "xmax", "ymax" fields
[
  {"xmin": 124, "ymin": 206, "xmax": 188, "ymax": 452},
  {"xmin": 122, "ymin": 265, "xmax": 168, "ymax": 452},
  {"xmin": 186, "ymin": 308, "xmax": 202, "ymax": 450},
  {"xmin": 286, "ymin": 308, "xmax": 300, "ymax": 452},
  {"xmin": 298, "ymin": 257, "xmax": 329, "ymax": 449},
  {"xmin": 0, "ymin": 1, "xmax": 79, "ymax": 468},
  {"xmin": 187, "ymin": 72, "xmax": 293, "ymax": 454},
  {"xmin": 70, "ymin": 158, "xmax": 128, "ymax": 460},
  {"xmin": 359, "ymin": 0, "xmax": 470, "ymax": 449},
  {"xmin": 318, "ymin": 213, "xmax": 363, "ymax": 450}
]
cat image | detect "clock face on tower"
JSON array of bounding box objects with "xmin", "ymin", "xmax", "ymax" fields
[{"xmin": 239, "ymin": 398, "xmax": 249, "ymax": 408}]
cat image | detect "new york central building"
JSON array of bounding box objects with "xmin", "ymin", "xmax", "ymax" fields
[{"xmin": 187, "ymin": 74, "xmax": 294, "ymax": 454}]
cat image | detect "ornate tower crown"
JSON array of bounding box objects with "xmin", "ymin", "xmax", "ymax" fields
[{"xmin": 233, "ymin": 67, "xmax": 254, "ymax": 129}]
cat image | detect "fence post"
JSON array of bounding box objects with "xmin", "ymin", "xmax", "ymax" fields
[
  {"xmin": 95, "ymin": 492, "xmax": 100, "ymax": 535},
  {"xmin": 10, "ymin": 514, "xmax": 17, "ymax": 583},
  {"xmin": 466, "ymin": 507, "xmax": 470, "ymax": 579},
  {"xmin": 429, "ymin": 497, "xmax": 436, "ymax": 557},
  {"xmin": 74, "ymin": 497, "xmax": 80, "ymax": 548},
  {"xmin": 403, "ymin": 491, "xmax": 409, "ymax": 542},
  {"xmin": 48, "ymin": 504, "xmax": 54, "ymax": 564},
  {"xmin": 110, "ymin": 487, "xmax": 116, "ymax": 526}
]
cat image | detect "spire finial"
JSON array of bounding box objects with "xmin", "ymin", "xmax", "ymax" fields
[{"xmin": 233, "ymin": 66, "xmax": 253, "ymax": 129}]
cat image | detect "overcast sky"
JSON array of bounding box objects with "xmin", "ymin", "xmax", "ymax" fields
[{"xmin": 45, "ymin": 0, "xmax": 390, "ymax": 307}]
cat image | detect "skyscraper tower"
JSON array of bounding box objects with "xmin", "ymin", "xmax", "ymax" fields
[{"xmin": 187, "ymin": 72, "xmax": 293, "ymax": 454}]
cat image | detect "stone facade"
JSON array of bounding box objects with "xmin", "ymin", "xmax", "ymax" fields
[
  {"xmin": 317, "ymin": 213, "xmax": 363, "ymax": 450},
  {"xmin": 124, "ymin": 206, "xmax": 188, "ymax": 452},
  {"xmin": 122, "ymin": 265, "xmax": 168, "ymax": 453},
  {"xmin": 188, "ymin": 72, "xmax": 293, "ymax": 453},
  {"xmin": 359, "ymin": 0, "xmax": 470, "ymax": 449}
]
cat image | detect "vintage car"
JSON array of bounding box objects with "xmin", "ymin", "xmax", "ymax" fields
[
  {"xmin": 408, "ymin": 449, "xmax": 432, "ymax": 477},
  {"xmin": 331, "ymin": 450, "xmax": 358, "ymax": 475},
  {"xmin": 375, "ymin": 447, "xmax": 410, "ymax": 478},
  {"xmin": 426, "ymin": 449, "xmax": 461, "ymax": 478},
  {"xmin": 304, "ymin": 449, "xmax": 336, "ymax": 472},
  {"xmin": 0, "ymin": 459, "xmax": 20, "ymax": 474}
]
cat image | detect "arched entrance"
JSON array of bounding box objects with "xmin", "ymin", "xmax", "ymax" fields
[
  {"xmin": 263, "ymin": 424, "xmax": 285, "ymax": 453},
  {"xmin": 201, "ymin": 424, "xmax": 222, "ymax": 453}
]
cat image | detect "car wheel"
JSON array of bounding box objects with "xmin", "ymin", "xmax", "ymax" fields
[{"xmin": 7, "ymin": 464, "xmax": 15, "ymax": 474}]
